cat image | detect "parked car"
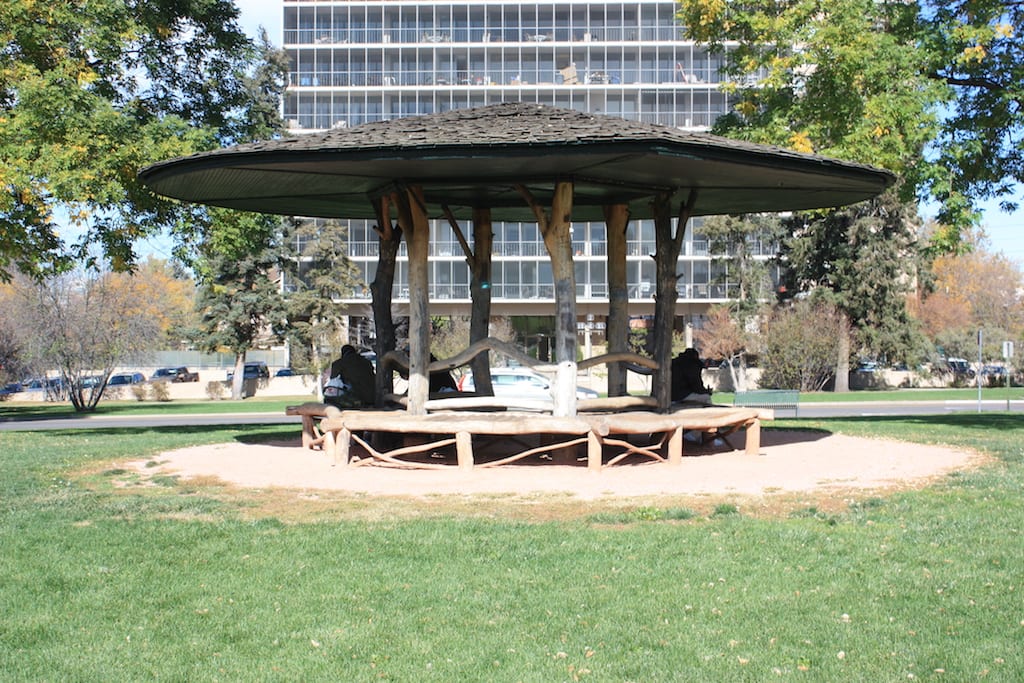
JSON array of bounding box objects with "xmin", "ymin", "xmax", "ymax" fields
[
  {"xmin": 945, "ymin": 358, "xmax": 975, "ymax": 377},
  {"xmin": 107, "ymin": 371, "xmax": 146, "ymax": 386},
  {"xmin": 24, "ymin": 377, "xmax": 63, "ymax": 392},
  {"xmin": 226, "ymin": 361, "xmax": 270, "ymax": 381},
  {"xmin": 458, "ymin": 367, "xmax": 599, "ymax": 399},
  {"xmin": 274, "ymin": 368, "xmax": 295, "ymax": 377},
  {"xmin": 0, "ymin": 381, "xmax": 23, "ymax": 395},
  {"xmin": 855, "ymin": 360, "xmax": 879, "ymax": 373},
  {"xmin": 980, "ymin": 365, "xmax": 1007, "ymax": 378},
  {"xmin": 151, "ymin": 366, "xmax": 199, "ymax": 383}
]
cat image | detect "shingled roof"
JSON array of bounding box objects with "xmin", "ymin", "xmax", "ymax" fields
[{"xmin": 140, "ymin": 102, "xmax": 895, "ymax": 222}]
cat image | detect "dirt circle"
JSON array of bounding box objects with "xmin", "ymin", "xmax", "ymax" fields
[{"xmin": 135, "ymin": 429, "xmax": 981, "ymax": 501}]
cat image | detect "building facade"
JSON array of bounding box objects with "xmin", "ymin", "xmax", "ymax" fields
[{"xmin": 281, "ymin": 0, "xmax": 778, "ymax": 344}]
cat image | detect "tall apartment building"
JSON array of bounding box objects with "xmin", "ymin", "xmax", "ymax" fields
[{"xmin": 281, "ymin": 0, "xmax": 777, "ymax": 348}]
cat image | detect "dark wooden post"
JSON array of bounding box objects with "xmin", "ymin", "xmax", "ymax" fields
[
  {"xmin": 369, "ymin": 194, "xmax": 402, "ymax": 405},
  {"xmin": 604, "ymin": 203, "xmax": 630, "ymax": 397},
  {"xmin": 443, "ymin": 205, "xmax": 494, "ymax": 396},
  {"xmin": 651, "ymin": 190, "xmax": 697, "ymax": 411}
]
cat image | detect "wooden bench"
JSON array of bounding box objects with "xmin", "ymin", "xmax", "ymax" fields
[
  {"xmin": 310, "ymin": 406, "xmax": 766, "ymax": 471},
  {"xmin": 733, "ymin": 389, "xmax": 800, "ymax": 417},
  {"xmin": 285, "ymin": 402, "xmax": 342, "ymax": 450},
  {"xmin": 320, "ymin": 411, "xmax": 604, "ymax": 470}
]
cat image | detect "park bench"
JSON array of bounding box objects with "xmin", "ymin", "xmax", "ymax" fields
[
  {"xmin": 304, "ymin": 406, "xmax": 766, "ymax": 470},
  {"xmin": 286, "ymin": 402, "xmax": 342, "ymax": 450},
  {"xmin": 733, "ymin": 389, "xmax": 800, "ymax": 417}
]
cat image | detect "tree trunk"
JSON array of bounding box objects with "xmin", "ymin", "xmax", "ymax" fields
[
  {"xmin": 311, "ymin": 329, "xmax": 323, "ymax": 399},
  {"xmin": 394, "ymin": 185, "xmax": 431, "ymax": 415},
  {"xmin": 231, "ymin": 351, "xmax": 246, "ymax": 400},
  {"xmin": 539, "ymin": 183, "xmax": 577, "ymax": 416},
  {"xmin": 834, "ymin": 311, "xmax": 851, "ymax": 392},
  {"xmin": 650, "ymin": 192, "xmax": 695, "ymax": 411},
  {"xmin": 604, "ymin": 204, "xmax": 630, "ymax": 397},
  {"xmin": 468, "ymin": 207, "xmax": 494, "ymax": 396},
  {"xmin": 370, "ymin": 195, "xmax": 402, "ymax": 404}
]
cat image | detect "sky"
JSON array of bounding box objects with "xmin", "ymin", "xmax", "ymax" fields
[{"xmin": 229, "ymin": 1, "xmax": 1023, "ymax": 262}]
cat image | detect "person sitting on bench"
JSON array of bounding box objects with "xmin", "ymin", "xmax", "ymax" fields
[
  {"xmin": 325, "ymin": 345, "xmax": 376, "ymax": 408},
  {"xmin": 671, "ymin": 347, "xmax": 712, "ymax": 404}
]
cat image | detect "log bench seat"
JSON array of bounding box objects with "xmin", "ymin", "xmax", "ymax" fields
[{"xmin": 285, "ymin": 402, "xmax": 343, "ymax": 451}]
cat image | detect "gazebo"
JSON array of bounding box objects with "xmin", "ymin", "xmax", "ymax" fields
[{"xmin": 140, "ymin": 103, "xmax": 893, "ymax": 468}]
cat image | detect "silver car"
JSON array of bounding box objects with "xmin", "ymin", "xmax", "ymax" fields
[{"xmin": 458, "ymin": 367, "xmax": 598, "ymax": 399}]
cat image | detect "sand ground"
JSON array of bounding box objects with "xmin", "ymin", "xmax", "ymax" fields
[{"xmin": 132, "ymin": 429, "xmax": 982, "ymax": 501}]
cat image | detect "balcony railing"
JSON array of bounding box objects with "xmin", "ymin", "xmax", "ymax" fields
[
  {"xmin": 342, "ymin": 280, "xmax": 742, "ymax": 302},
  {"xmin": 285, "ymin": 26, "xmax": 688, "ymax": 47}
]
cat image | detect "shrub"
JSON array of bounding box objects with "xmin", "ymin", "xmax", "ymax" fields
[
  {"xmin": 149, "ymin": 381, "xmax": 171, "ymax": 402},
  {"xmin": 759, "ymin": 299, "xmax": 846, "ymax": 391},
  {"xmin": 205, "ymin": 381, "xmax": 226, "ymax": 400},
  {"xmin": 130, "ymin": 383, "xmax": 148, "ymax": 402}
]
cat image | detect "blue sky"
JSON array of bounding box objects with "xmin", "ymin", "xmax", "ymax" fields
[{"xmin": 232, "ymin": 2, "xmax": 1022, "ymax": 261}]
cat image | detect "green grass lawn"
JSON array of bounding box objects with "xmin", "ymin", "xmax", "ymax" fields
[
  {"xmin": 1, "ymin": 416, "xmax": 1023, "ymax": 680},
  {"xmin": 2, "ymin": 385, "xmax": 1022, "ymax": 421}
]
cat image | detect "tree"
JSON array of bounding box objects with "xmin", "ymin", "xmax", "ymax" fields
[
  {"xmin": 760, "ymin": 298, "xmax": 849, "ymax": 392},
  {"xmin": 113, "ymin": 257, "xmax": 197, "ymax": 348},
  {"xmin": 6, "ymin": 270, "xmax": 162, "ymax": 410},
  {"xmin": 429, "ymin": 317, "xmax": 472, "ymax": 365},
  {"xmin": 702, "ymin": 213, "xmax": 781, "ymax": 312},
  {"xmin": 694, "ymin": 305, "xmax": 752, "ymax": 392},
  {"xmin": 921, "ymin": 1, "xmax": 1024, "ymax": 221},
  {"xmin": 697, "ymin": 213, "xmax": 782, "ymax": 390},
  {"xmin": 0, "ymin": 283, "xmax": 29, "ymax": 385},
  {"xmin": 186, "ymin": 33, "xmax": 289, "ymax": 401},
  {"xmin": 193, "ymin": 213, "xmax": 287, "ymax": 400},
  {"xmin": 0, "ymin": 1, "xmax": 271, "ymax": 280},
  {"xmin": 280, "ymin": 218, "xmax": 362, "ymax": 377},
  {"xmin": 677, "ymin": 0, "xmax": 1024, "ymax": 244},
  {"xmin": 779, "ymin": 191, "xmax": 927, "ymax": 389},
  {"xmin": 920, "ymin": 231, "xmax": 1024, "ymax": 358}
]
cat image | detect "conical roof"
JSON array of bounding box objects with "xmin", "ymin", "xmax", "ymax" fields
[{"xmin": 140, "ymin": 102, "xmax": 895, "ymax": 221}]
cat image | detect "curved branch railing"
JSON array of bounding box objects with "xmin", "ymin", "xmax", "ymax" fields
[{"xmin": 381, "ymin": 337, "xmax": 660, "ymax": 379}]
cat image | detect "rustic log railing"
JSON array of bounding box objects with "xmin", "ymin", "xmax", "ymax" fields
[
  {"xmin": 380, "ymin": 338, "xmax": 661, "ymax": 413},
  {"xmin": 287, "ymin": 403, "xmax": 768, "ymax": 471}
]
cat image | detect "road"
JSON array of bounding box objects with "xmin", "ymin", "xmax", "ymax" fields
[{"xmin": 1, "ymin": 400, "xmax": 1021, "ymax": 432}]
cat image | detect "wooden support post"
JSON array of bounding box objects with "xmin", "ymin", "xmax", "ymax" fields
[
  {"xmin": 518, "ymin": 181, "xmax": 577, "ymax": 417},
  {"xmin": 668, "ymin": 426, "xmax": 683, "ymax": 465},
  {"xmin": 587, "ymin": 431, "xmax": 602, "ymax": 471},
  {"xmin": 604, "ymin": 203, "xmax": 630, "ymax": 397},
  {"xmin": 324, "ymin": 430, "xmax": 336, "ymax": 460},
  {"xmin": 301, "ymin": 416, "xmax": 315, "ymax": 449},
  {"xmin": 335, "ymin": 427, "xmax": 351, "ymax": 467},
  {"xmin": 443, "ymin": 204, "xmax": 495, "ymax": 396},
  {"xmin": 456, "ymin": 430, "xmax": 474, "ymax": 470},
  {"xmin": 369, "ymin": 194, "xmax": 401, "ymax": 405},
  {"xmin": 394, "ymin": 184, "xmax": 431, "ymax": 415},
  {"xmin": 651, "ymin": 190, "xmax": 697, "ymax": 412},
  {"xmin": 745, "ymin": 419, "xmax": 761, "ymax": 456}
]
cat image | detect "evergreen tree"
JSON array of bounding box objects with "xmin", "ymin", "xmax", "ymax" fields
[
  {"xmin": 280, "ymin": 218, "xmax": 362, "ymax": 376},
  {"xmin": 193, "ymin": 216, "xmax": 287, "ymax": 400},
  {"xmin": 779, "ymin": 191, "xmax": 928, "ymax": 389}
]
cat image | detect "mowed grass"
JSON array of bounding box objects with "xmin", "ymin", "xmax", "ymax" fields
[
  {"xmin": 1, "ymin": 416, "xmax": 1023, "ymax": 680},
  {"xmin": 2, "ymin": 384, "xmax": 1023, "ymax": 422}
]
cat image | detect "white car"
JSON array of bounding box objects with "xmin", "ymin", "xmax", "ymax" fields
[{"xmin": 458, "ymin": 367, "xmax": 599, "ymax": 399}]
